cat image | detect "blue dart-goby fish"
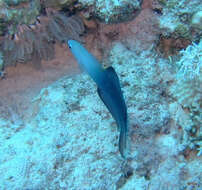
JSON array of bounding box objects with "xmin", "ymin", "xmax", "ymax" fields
[{"xmin": 67, "ymin": 40, "xmax": 128, "ymax": 158}]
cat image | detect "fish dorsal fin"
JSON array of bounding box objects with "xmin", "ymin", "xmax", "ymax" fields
[
  {"xmin": 97, "ymin": 87, "xmax": 109, "ymax": 110},
  {"xmin": 97, "ymin": 85, "xmax": 118, "ymax": 126}
]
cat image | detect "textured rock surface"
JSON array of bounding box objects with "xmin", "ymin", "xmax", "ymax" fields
[
  {"xmin": 0, "ymin": 0, "xmax": 41, "ymax": 35},
  {"xmin": 0, "ymin": 0, "xmax": 201, "ymax": 189},
  {"xmin": 79, "ymin": 0, "xmax": 142, "ymax": 23},
  {"xmin": 169, "ymin": 40, "xmax": 202, "ymax": 156},
  {"xmin": 0, "ymin": 41, "xmax": 201, "ymax": 189},
  {"xmin": 42, "ymin": 0, "xmax": 75, "ymax": 9},
  {"xmin": 0, "ymin": 69, "xmax": 123, "ymax": 190},
  {"xmin": 158, "ymin": 0, "xmax": 202, "ymax": 40}
]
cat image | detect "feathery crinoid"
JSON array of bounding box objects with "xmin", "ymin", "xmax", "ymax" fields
[
  {"xmin": 2, "ymin": 24, "xmax": 54, "ymax": 67},
  {"xmin": 1, "ymin": 11, "xmax": 85, "ymax": 67},
  {"xmin": 47, "ymin": 12, "xmax": 85, "ymax": 43}
]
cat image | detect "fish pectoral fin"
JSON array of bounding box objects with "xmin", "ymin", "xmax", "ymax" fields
[
  {"xmin": 97, "ymin": 87, "xmax": 120, "ymax": 131},
  {"xmin": 97, "ymin": 87, "xmax": 111, "ymax": 113},
  {"xmin": 105, "ymin": 66, "xmax": 122, "ymax": 93}
]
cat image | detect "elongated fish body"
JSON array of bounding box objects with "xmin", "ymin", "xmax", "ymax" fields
[{"xmin": 67, "ymin": 40, "xmax": 127, "ymax": 158}]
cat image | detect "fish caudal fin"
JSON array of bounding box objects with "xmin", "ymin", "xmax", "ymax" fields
[{"xmin": 119, "ymin": 122, "xmax": 127, "ymax": 159}]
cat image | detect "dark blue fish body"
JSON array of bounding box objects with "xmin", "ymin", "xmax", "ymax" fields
[
  {"xmin": 67, "ymin": 40, "xmax": 128, "ymax": 158},
  {"xmin": 97, "ymin": 67, "xmax": 127, "ymax": 158}
]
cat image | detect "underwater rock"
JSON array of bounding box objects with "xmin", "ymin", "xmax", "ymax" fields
[
  {"xmin": 157, "ymin": 36, "xmax": 191, "ymax": 57},
  {"xmin": 108, "ymin": 42, "xmax": 201, "ymax": 189},
  {"xmin": 4, "ymin": 0, "xmax": 29, "ymax": 6},
  {"xmin": 0, "ymin": 73, "xmax": 123, "ymax": 189},
  {"xmin": 169, "ymin": 40, "xmax": 202, "ymax": 125},
  {"xmin": 41, "ymin": 0, "xmax": 76, "ymax": 10},
  {"xmin": 158, "ymin": 0, "xmax": 202, "ymax": 41},
  {"xmin": 0, "ymin": 0, "xmax": 41, "ymax": 35},
  {"xmin": 79, "ymin": 0, "xmax": 142, "ymax": 23},
  {"xmin": 0, "ymin": 40, "xmax": 201, "ymax": 189},
  {"xmin": 169, "ymin": 40, "xmax": 202, "ymax": 156}
]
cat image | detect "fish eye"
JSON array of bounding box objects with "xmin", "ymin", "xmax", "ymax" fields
[
  {"xmin": 68, "ymin": 44, "xmax": 72, "ymax": 49},
  {"xmin": 67, "ymin": 40, "xmax": 72, "ymax": 49}
]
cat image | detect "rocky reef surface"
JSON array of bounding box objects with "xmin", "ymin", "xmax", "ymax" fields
[
  {"xmin": 158, "ymin": 0, "xmax": 202, "ymax": 41},
  {"xmin": 78, "ymin": 0, "xmax": 142, "ymax": 23},
  {"xmin": 0, "ymin": 0, "xmax": 201, "ymax": 189},
  {"xmin": 0, "ymin": 41, "xmax": 201, "ymax": 189}
]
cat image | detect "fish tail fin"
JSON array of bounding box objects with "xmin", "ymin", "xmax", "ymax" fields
[{"xmin": 119, "ymin": 122, "xmax": 128, "ymax": 159}]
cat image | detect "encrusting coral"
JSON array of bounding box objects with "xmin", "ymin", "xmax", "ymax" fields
[
  {"xmin": 169, "ymin": 40, "xmax": 202, "ymax": 156},
  {"xmin": 169, "ymin": 40, "xmax": 201, "ymax": 126},
  {"xmin": 158, "ymin": 0, "xmax": 202, "ymax": 41},
  {"xmin": 78, "ymin": 0, "xmax": 142, "ymax": 23},
  {"xmin": 0, "ymin": 0, "xmax": 41, "ymax": 35}
]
